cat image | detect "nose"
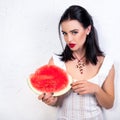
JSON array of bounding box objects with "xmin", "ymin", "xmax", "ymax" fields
[{"xmin": 67, "ymin": 34, "xmax": 73, "ymax": 42}]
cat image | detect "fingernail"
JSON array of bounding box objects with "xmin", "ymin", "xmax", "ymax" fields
[
  {"xmin": 51, "ymin": 93, "xmax": 54, "ymax": 95},
  {"xmin": 42, "ymin": 96, "xmax": 45, "ymax": 101}
]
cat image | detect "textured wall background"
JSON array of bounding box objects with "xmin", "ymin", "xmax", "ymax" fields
[{"xmin": 0, "ymin": 0, "xmax": 120, "ymax": 120}]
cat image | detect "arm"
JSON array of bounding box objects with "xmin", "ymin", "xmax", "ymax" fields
[
  {"xmin": 72, "ymin": 65, "xmax": 115, "ymax": 109},
  {"xmin": 95, "ymin": 65, "xmax": 115, "ymax": 109},
  {"xmin": 38, "ymin": 57, "xmax": 58, "ymax": 106}
]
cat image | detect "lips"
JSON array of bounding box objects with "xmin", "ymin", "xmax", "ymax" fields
[{"xmin": 68, "ymin": 43, "xmax": 76, "ymax": 48}]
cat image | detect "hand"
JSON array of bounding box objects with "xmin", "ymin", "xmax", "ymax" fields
[
  {"xmin": 38, "ymin": 93, "xmax": 58, "ymax": 106},
  {"xmin": 71, "ymin": 80, "xmax": 99, "ymax": 95}
]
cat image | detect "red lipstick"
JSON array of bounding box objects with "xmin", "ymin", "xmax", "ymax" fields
[{"xmin": 68, "ymin": 43, "xmax": 76, "ymax": 48}]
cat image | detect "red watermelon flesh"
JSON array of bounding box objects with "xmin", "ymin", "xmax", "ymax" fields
[{"xmin": 28, "ymin": 65, "xmax": 72, "ymax": 95}]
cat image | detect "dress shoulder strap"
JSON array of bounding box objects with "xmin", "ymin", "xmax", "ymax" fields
[
  {"xmin": 88, "ymin": 55, "xmax": 114, "ymax": 87},
  {"xmin": 99, "ymin": 55, "xmax": 113, "ymax": 75},
  {"xmin": 98, "ymin": 55, "xmax": 114, "ymax": 87}
]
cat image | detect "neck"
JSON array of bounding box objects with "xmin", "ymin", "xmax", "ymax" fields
[{"xmin": 73, "ymin": 50, "xmax": 85, "ymax": 60}]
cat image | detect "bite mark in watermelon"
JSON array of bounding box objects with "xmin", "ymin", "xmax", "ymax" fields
[{"xmin": 27, "ymin": 64, "xmax": 73, "ymax": 96}]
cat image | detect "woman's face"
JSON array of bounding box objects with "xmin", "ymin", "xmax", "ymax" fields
[{"xmin": 61, "ymin": 20, "xmax": 91, "ymax": 52}]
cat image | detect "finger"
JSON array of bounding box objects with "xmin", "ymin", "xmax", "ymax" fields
[
  {"xmin": 72, "ymin": 80, "xmax": 85, "ymax": 86},
  {"xmin": 71, "ymin": 81, "xmax": 80, "ymax": 86},
  {"xmin": 42, "ymin": 93, "xmax": 54, "ymax": 101},
  {"xmin": 45, "ymin": 96, "xmax": 57, "ymax": 104},
  {"xmin": 72, "ymin": 83, "xmax": 84, "ymax": 91},
  {"xmin": 44, "ymin": 96, "xmax": 57, "ymax": 105},
  {"xmin": 74, "ymin": 87, "xmax": 86, "ymax": 93},
  {"xmin": 38, "ymin": 93, "xmax": 46, "ymax": 100}
]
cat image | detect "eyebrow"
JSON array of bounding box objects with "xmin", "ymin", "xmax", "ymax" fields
[
  {"xmin": 62, "ymin": 29, "xmax": 79, "ymax": 33},
  {"xmin": 70, "ymin": 29, "xmax": 79, "ymax": 32}
]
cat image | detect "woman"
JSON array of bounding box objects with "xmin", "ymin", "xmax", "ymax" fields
[{"xmin": 38, "ymin": 5, "xmax": 115, "ymax": 120}]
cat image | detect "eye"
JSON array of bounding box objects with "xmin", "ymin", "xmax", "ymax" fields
[
  {"xmin": 62, "ymin": 32, "xmax": 67, "ymax": 36},
  {"xmin": 72, "ymin": 31, "xmax": 78, "ymax": 35}
]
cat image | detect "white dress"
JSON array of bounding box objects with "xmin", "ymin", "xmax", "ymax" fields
[{"xmin": 52, "ymin": 54, "xmax": 113, "ymax": 120}]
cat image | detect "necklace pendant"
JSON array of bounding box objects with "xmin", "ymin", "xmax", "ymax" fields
[{"xmin": 76, "ymin": 59, "xmax": 85, "ymax": 74}]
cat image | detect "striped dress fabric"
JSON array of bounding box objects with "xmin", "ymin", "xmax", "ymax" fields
[{"xmin": 52, "ymin": 54, "xmax": 113, "ymax": 120}]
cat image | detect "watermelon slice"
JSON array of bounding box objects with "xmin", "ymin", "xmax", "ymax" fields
[{"xmin": 27, "ymin": 64, "xmax": 73, "ymax": 96}]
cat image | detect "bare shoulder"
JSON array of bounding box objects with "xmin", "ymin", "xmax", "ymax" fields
[
  {"xmin": 102, "ymin": 56, "xmax": 115, "ymax": 90},
  {"xmin": 97, "ymin": 55, "xmax": 105, "ymax": 64},
  {"xmin": 48, "ymin": 57, "xmax": 54, "ymax": 65},
  {"xmin": 98, "ymin": 55, "xmax": 115, "ymax": 75},
  {"xmin": 95, "ymin": 56, "xmax": 105, "ymax": 69}
]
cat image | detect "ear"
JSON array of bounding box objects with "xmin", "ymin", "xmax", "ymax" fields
[{"xmin": 86, "ymin": 25, "xmax": 91, "ymax": 35}]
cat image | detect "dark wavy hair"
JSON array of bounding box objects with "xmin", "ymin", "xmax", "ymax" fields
[{"xmin": 58, "ymin": 5, "xmax": 104, "ymax": 65}]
